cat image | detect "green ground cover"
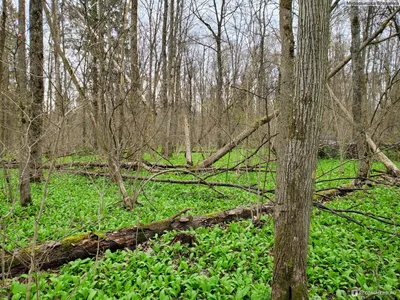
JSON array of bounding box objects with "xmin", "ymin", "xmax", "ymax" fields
[{"xmin": 0, "ymin": 156, "xmax": 399, "ymax": 299}]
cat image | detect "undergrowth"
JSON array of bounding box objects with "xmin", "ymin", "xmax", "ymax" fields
[{"xmin": 0, "ymin": 155, "xmax": 399, "ymax": 299}]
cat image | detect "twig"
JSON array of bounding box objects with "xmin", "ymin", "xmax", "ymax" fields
[
  {"xmin": 313, "ymin": 202, "xmax": 399, "ymax": 236},
  {"xmin": 169, "ymin": 208, "xmax": 192, "ymax": 222}
]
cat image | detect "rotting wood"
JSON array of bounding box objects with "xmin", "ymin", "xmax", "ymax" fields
[{"xmin": 2, "ymin": 204, "xmax": 274, "ymax": 278}]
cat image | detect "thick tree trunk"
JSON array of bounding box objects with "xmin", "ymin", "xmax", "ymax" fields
[
  {"xmin": 3, "ymin": 204, "xmax": 273, "ymax": 278},
  {"xmin": 351, "ymin": 6, "xmax": 370, "ymax": 182},
  {"xmin": 272, "ymin": 0, "xmax": 330, "ymax": 298},
  {"xmin": 196, "ymin": 112, "xmax": 277, "ymax": 169},
  {"xmin": 0, "ymin": 0, "xmax": 6, "ymax": 83},
  {"xmin": 29, "ymin": 0, "xmax": 44, "ymax": 182}
]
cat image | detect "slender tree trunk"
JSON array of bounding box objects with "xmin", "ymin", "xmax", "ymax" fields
[
  {"xmin": 108, "ymin": 151, "xmax": 133, "ymax": 210},
  {"xmin": 163, "ymin": 0, "xmax": 176, "ymax": 157},
  {"xmin": 215, "ymin": 26, "xmax": 223, "ymax": 149},
  {"xmin": 29, "ymin": 0, "xmax": 44, "ymax": 182},
  {"xmin": 0, "ymin": 0, "xmax": 6, "ymax": 158},
  {"xmin": 272, "ymin": 0, "xmax": 330, "ymax": 298},
  {"xmin": 351, "ymin": 6, "xmax": 369, "ymax": 182},
  {"xmin": 16, "ymin": 0, "xmax": 31, "ymax": 206},
  {"xmin": 160, "ymin": 0, "xmax": 169, "ymax": 155},
  {"xmin": 183, "ymin": 112, "xmax": 193, "ymax": 166},
  {"xmin": 52, "ymin": 0, "xmax": 62, "ymax": 121},
  {"xmin": 130, "ymin": 0, "xmax": 139, "ymax": 106}
]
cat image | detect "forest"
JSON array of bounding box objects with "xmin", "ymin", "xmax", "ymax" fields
[{"xmin": 0, "ymin": 0, "xmax": 399, "ymax": 298}]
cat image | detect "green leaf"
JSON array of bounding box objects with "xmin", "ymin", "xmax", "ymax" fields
[{"xmin": 87, "ymin": 289, "xmax": 97, "ymax": 300}]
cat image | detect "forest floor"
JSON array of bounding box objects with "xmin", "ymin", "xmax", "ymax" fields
[{"xmin": 0, "ymin": 153, "xmax": 399, "ymax": 299}]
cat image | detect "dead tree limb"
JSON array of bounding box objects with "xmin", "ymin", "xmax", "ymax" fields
[
  {"xmin": 195, "ymin": 112, "xmax": 278, "ymax": 169},
  {"xmin": 328, "ymin": 7, "xmax": 400, "ymax": 79},
  {"xmin": 3, "ymin": 204, "xmax": 274, "ymax": 278},
  {"xmin": 64, "ymin": 170, "xmax": 274, "ymax": 196},
  {"xmin": 313, "ymin": 202, "xmax": 399, "ymax": 236},
  {"xmin": 327, "ymin": 84, "xmax": 400, "ymax": 177}
]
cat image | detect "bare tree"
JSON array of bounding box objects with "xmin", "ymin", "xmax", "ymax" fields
[{"xmin": 194, "ymin": 0, "xmax": 230, "ymax": 148}]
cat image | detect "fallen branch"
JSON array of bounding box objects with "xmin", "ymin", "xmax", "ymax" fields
[
  {"xmin": 327, "ymin": 84, "xmax": 400, "ymax": 177},
  {"xmin": 328, "ymin": 7, "xmax": 400, "ymax": 79},
  {"xmin": 2, "ymin": 203, "xmax": 274, "ymax": 278},
  {"xmin": 195, "ymin": 112, "xmax": 277, "ymax": 169},
  {"xmin": 62, "ymin": 170, "xmax": 275, "ymax": 196},
  {"xmin": 313, "ymin": 202, "xmax": 399, "ymax": 236}
]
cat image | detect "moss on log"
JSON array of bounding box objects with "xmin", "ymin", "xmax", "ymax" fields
[{"xmin": 3, "ymin": 204, "xmax": 273, "ymax": 278}]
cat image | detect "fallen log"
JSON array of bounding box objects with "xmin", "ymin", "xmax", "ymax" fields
[
  {"xmin": 3, "ymin": 180, "xmax": 371, "ymax": 278},
  {"xmin": 3, "ymin": 204, "xmax": 274, "ymax": 278}
]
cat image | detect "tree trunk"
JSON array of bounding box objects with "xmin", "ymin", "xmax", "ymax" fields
[
  {"xmin": 130, "ymin": 0, "xmax": 139, "ymax": 106},
  {"xmin": 16, "ymin": 0, "xmax": 32, "ymax": 206},
  {"xmin": 351, "ymin": 6, "xmax": 370, "ymax": 182},
  {"xmin": 160, "ymin": 0, "xmax": 169, "ymax": 155},
  {"xmin": 51, "ymin": 0, "xmax": 63, "ymax": 120},
  {"xmin": 108, "ymin": 153, "xmax": 133, "ymax": 210},
  {"xmin": 29, "ymin": 0, "xmax": 44, "ymax": 182},
  {"xmin": 4, "ymin": 204, "xmax": 273, "ymax": 278},
  {"xmin": 0, "ymin": 0, "xmax": 6, "ymax": 158},
  {"xmin": 183, "ymin": 112, "xmax": 193, "ymax": 166},
  {"xmin": 272, "ymin": 0, "xmax": 330, "ymax": 298}
]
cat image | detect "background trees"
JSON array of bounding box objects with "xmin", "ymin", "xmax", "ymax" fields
[
  {"xmin": 0, "ymin": 0, "xmax": 399, "ymax": 297},
  {"xmin": 0, "ymin": 1, "xmax": 397, "ymax": 166}
]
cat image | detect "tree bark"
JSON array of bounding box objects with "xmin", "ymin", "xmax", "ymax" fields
[
  {"xmin": 51, "ymin": 0, "xmax": 63, "ymax": 120},
  {"xmin": 272, "ymin": 0, "xmax": 330, "ymax": 298},
  {"xmin": 29, "ymin": 0, "xmax": 44, "ymax": 182},
  {"xmin": 108, "ymin": 154, "xmax": 134, "ymax": 210},
  {"xmin": 130, "ymin": 0, "xmax": 139, "ymax": 106},
  {"xmin": 183, "ymin": 112, "xmax": 193, "ymax": 166},
  {"xmin": 3, "ymin": 204, "xmax": 273, "ymax": 278},
  {"xmin": 351, "ymin": 6, "xmax": 370, "ymax": 182},
  {"xmin": 16, "ymin": 0, "xmax": 32, "ymax": 206}
]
